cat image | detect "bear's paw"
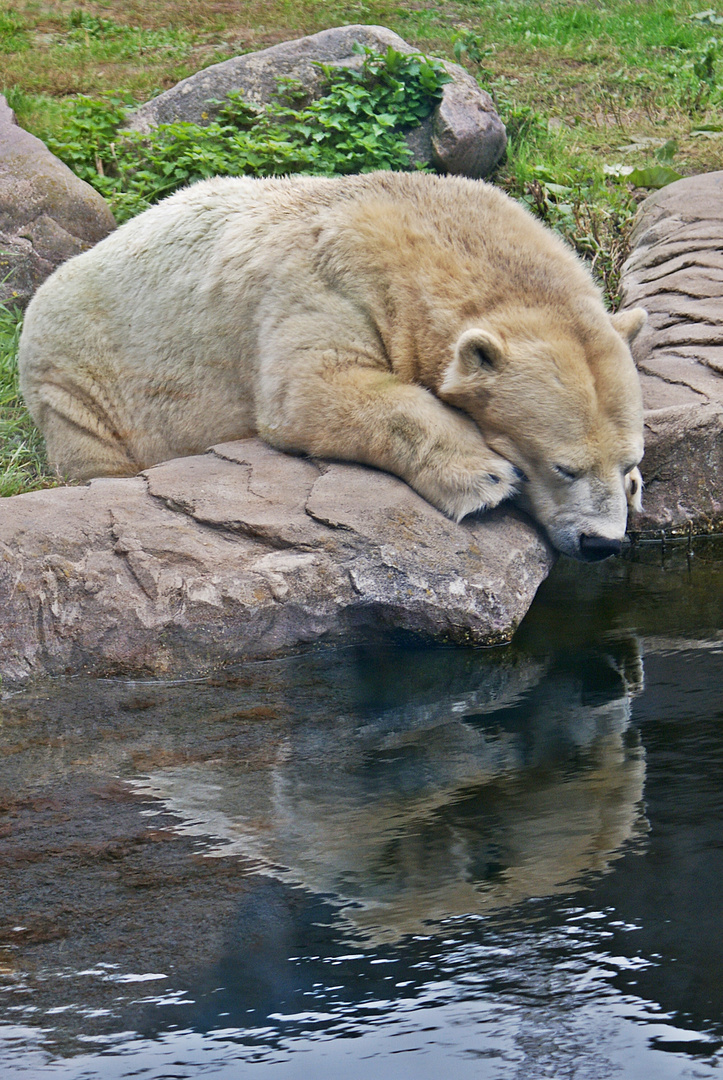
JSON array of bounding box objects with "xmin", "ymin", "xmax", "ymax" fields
[{"xmin": 414, "ymin": 451, "xmax": 522, "ymax": 523}]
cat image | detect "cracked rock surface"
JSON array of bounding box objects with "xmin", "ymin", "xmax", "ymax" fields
[
  {"xmin": 620, "ymin": 171, "xmax": 723, "ymax": 536},
  {"xmin": 0, "ymin": 439, "xmax": 553, "ymax": 684}
]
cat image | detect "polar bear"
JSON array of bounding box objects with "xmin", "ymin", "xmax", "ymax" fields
[{"xmin": 18, "ymin": 172, "xmax": 645, "ymax": 561}]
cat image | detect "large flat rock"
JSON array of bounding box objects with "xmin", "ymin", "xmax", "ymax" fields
[
  {"xmin": 0, "ymin": 439, "xmax": 553, "ymax": 684},
  {"xmin": 620, "ymin": 172, "xmax": 723, "ymax": 536}
]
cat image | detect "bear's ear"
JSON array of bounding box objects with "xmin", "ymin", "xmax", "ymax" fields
[
  {"xmin": 611, "ymin": 307, "xmax": 647, "ymax": 343},
  {"xmin": 439, "ymin": 328, "xmax": 507, "ymax": 397}
]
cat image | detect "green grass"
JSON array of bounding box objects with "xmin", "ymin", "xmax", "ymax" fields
[
  {"xmin": 0, "ymin": 305, "xmax": 54, "ymax": 496},
  {"xmin": 2, "ymin": 0, "xmax": 722, "ymax": 495}
]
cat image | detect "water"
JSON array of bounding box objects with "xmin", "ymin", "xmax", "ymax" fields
[{"xmin": 1, "ymin": 539, "xmax": 722, "ymax": 1078}]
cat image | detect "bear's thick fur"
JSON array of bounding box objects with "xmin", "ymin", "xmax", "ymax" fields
[{"xmin": 18, "ymin": 172, "xmax": 645, "ymax": 560}]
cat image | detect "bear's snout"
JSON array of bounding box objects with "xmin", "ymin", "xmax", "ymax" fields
[{"xmin": 578, "ymin": 534, "xmax": 623, "ymax": 561}]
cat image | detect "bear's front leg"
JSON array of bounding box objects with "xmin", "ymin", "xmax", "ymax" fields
[{"xmin": 256, "ymin": 353, "xmax": 521, "ymax": 522}]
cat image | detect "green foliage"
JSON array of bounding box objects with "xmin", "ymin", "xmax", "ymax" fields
[
  {"xmin": 452, "ymin": 30, "xmax": 494, "ymax": 69},
  {"xmin": 693, "ymin": 41, "xmax": 718, "ymax": 84},
  {"xmin": 0, "ymin": 305, "xmax": 56, "ymax": 496},
  {"xmin": 48, "ymin": 46, "xmax": 450, "ymax": 223},
  {"xmin": 46, "ymin": 96, "xmax": 130, "ymax": 186},
  {"xmin": 67, "ymin": 10, "xmax": 125, "ymax": 37}
]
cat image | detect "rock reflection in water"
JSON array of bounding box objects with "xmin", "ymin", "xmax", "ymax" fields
[{"xmin": 133, "ymin": 642, "xmax": 647, "ymax": 942}]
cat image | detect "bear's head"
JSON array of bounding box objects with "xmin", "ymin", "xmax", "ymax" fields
[{"xmin": 438, "ymin": 305, "xmax": 646, "ymax": 561}]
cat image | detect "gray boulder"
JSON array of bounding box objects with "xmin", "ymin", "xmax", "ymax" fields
[
  {"xmin": 0, "ymin": 438, "xmax": 553, "ymax": 685},
  {"xmin": 619, "ymin": 171, "xmax": 723, "ymax": 537},
  {"xmin": 431, "ymin": 72, "xmax": 506, "ymax": 179},
  {"xmin": 125, "ymin": 25, "xmax": 506, "ymax": 179},
  {"xmin": 0, "ymin": 94, "xmax": 116, "ymax": 308}
]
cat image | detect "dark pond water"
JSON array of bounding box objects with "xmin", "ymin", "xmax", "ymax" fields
[{"xmin": 1, "ymin": 539, "xmax": 722, "ymax": 1079}]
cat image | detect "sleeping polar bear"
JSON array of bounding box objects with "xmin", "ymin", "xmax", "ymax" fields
[{"xmin": 18, "ymin": 172, "xmax": 646, "ymax": 561}]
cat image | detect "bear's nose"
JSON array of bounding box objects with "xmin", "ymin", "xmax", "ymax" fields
[{"xmin": 579, "ymin": 534, "xmax": 623, "ymax": 561}]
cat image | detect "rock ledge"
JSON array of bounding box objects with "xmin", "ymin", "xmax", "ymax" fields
[
  {"xmin": 620, "ymin": 171, "xmax": 723, "ymax": 537},
  {"xmin": 0, "ymin": 440, "xmax": 553, "ymax": 685}
]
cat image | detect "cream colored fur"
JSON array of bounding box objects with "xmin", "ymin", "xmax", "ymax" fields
[{"xmin": 18, "ymin": 172, "xmax": 645, "ymax": 559}]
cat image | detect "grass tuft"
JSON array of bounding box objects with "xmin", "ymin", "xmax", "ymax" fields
[{"xmin": 0, "ymin": 304, "xmax": 58, "ymax": 496}]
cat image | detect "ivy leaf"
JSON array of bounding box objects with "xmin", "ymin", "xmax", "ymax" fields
[
  {"xmin": 654, "ymin": 138, "xmax": 678, "ymax": 166},
  {"xmin": 626, "ymin": 165, "xmax": 683, "ymax": 188},
  {"xmin": 544, "ymin": 182, "xmax": 573, "ymax": 197}
]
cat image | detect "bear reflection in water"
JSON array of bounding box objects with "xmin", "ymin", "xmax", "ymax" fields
[{"xmin": 134, "ymin": 640, "xmax": 647, "ymax": 943}]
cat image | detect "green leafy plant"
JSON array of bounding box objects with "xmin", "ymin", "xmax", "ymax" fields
[
  {"xmin": 452, "ymin": 30, "xmax": 495, "ymax": 67},
  {"xmin": 693, "ymin": 41, "xmax": 718, "ymax": 83},
  {"xmin": 46, "ymin": 96, "xmax": 130, "ymax": 185},
  {"xmin": 48, "ymin": 45, "xmax": 451, "ymax": 223},
  {"xmin": 67, "ymin": 9, "xmax": 124, "ymax": 37}
]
